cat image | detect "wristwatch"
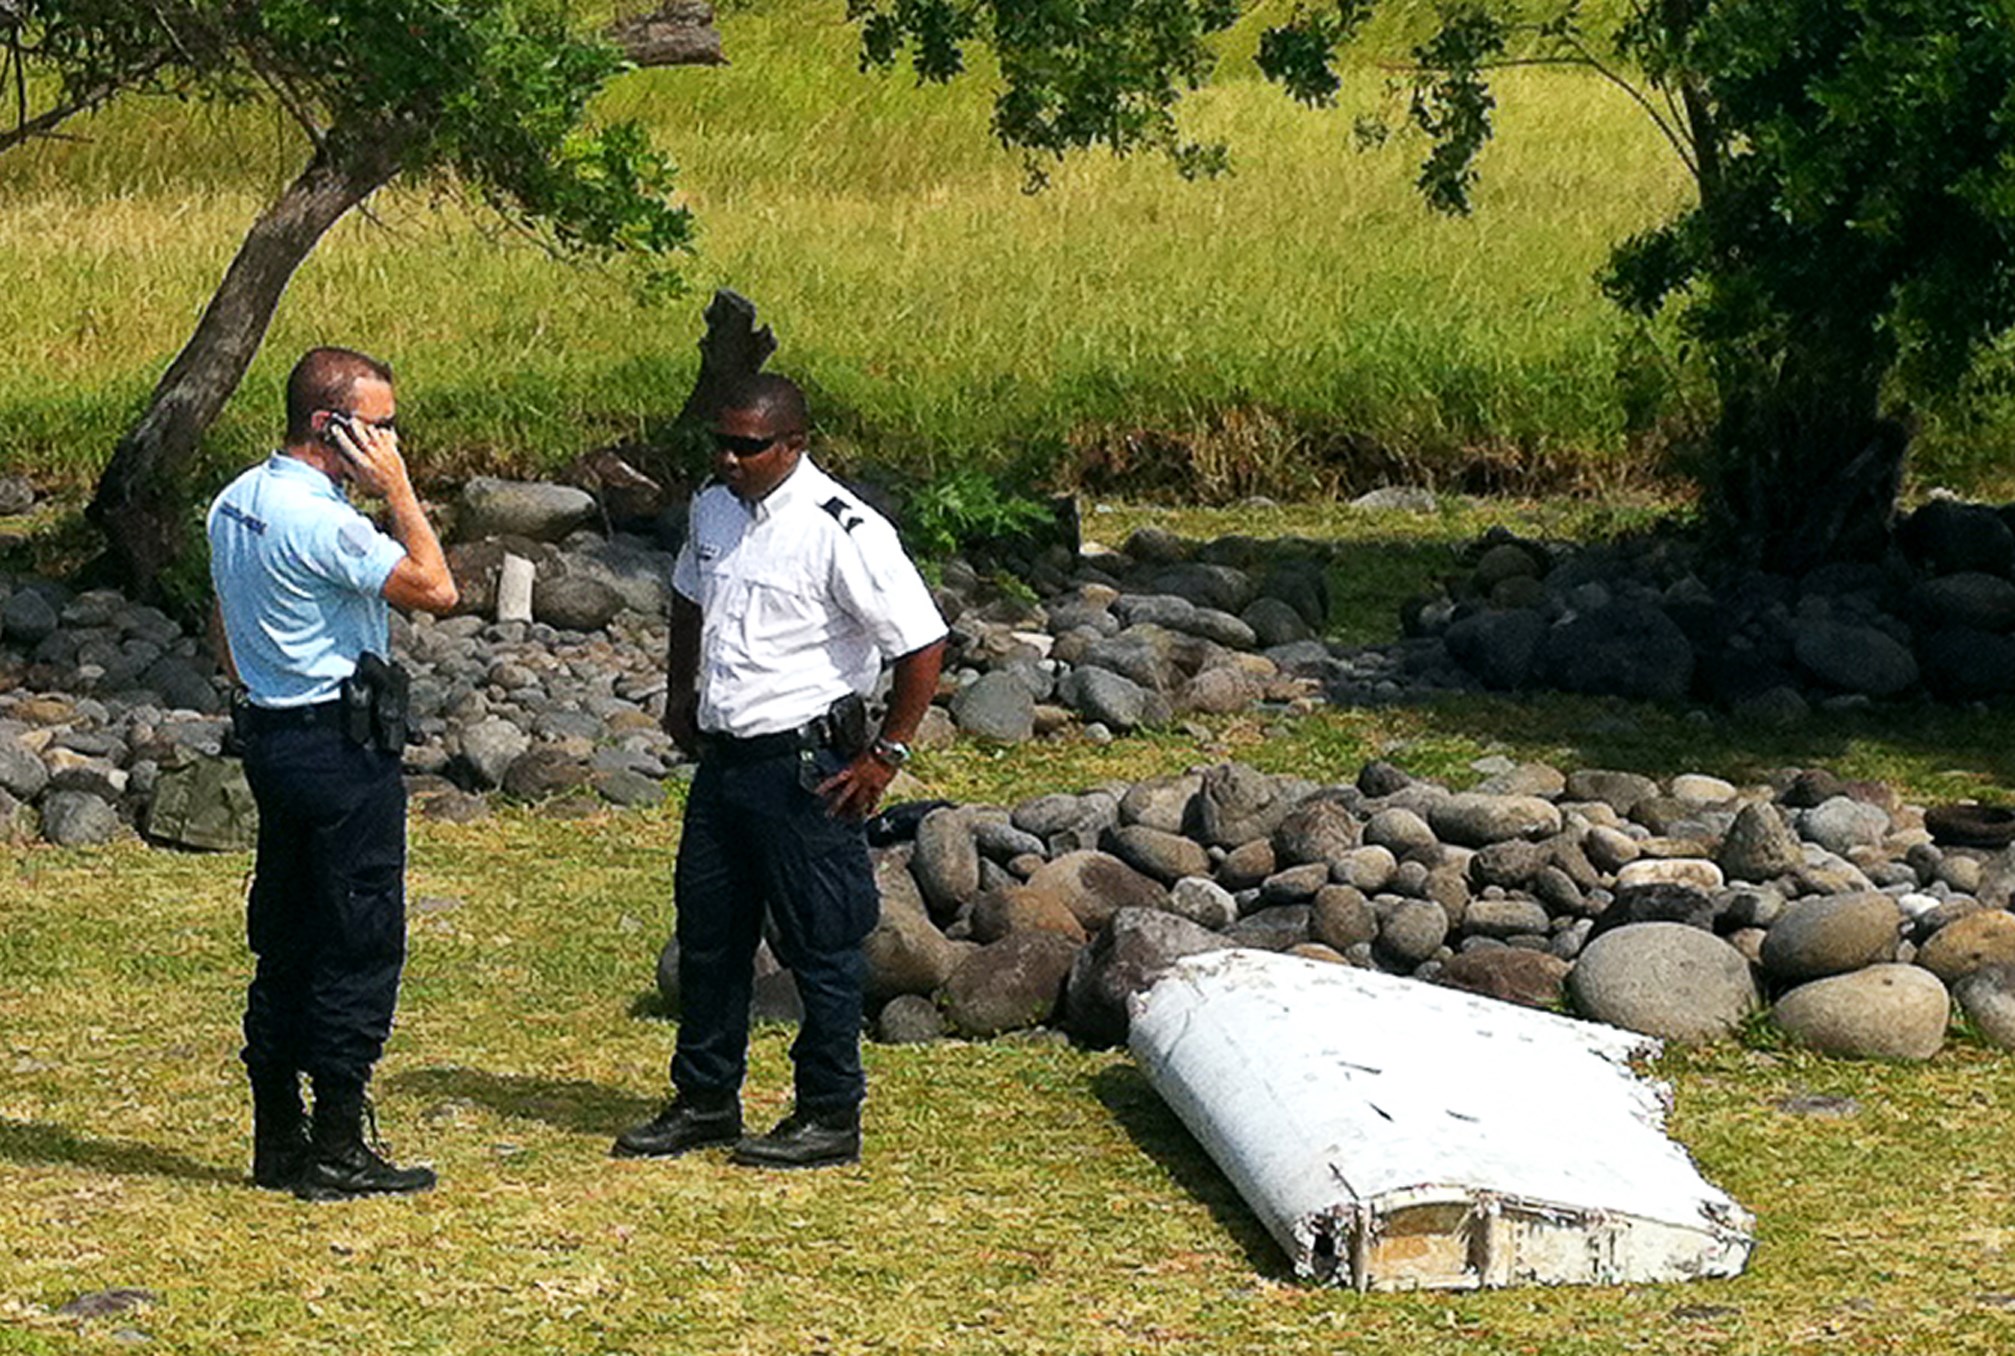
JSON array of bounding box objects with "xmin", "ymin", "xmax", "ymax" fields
[{"xmin": 870, "ymin": 737, "xmax": 912, "ymax": 769}]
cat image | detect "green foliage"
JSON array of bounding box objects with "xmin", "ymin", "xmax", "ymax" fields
[
  {"xmin": 6, "ymin": 0, "xmax": 692, "ymax": 283},
  {"xmin": 901, "ymin": 465, "xmax": 1054, "ymax": 560},
  {"xmin": 848, "ymin": 0, "xmax": 1244, "ymax": 182}
]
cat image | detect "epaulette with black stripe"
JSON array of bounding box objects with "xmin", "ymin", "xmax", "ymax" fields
[{"xmin": 821, "ymin": 496, "xmax": 864, "ymax": 533}]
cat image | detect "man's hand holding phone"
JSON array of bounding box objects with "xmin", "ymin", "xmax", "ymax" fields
[{"xmin": 320, "ymin": 410, "xmax": 407, "ymax": 501}]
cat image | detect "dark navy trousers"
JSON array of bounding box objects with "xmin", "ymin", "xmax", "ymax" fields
[
  {"xmin": 239, "ymin": 723, "xmax": 407, "ymax": 1087},
  {"xmin": 671, "ymin": 744, "xmax": 880, "ymax": 1113}
]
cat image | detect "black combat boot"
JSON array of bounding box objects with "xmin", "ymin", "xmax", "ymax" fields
[
  {"xmin": 296, "ymin": 1076, "xmax": 437, "ymax": 1202},
  {"xmin": 728, "ymin": 1104, "xmax": 860, "ymax": 1170},
  {"xmin": 611, "ymin": 1090, "xmax": 742, "ymax": 1158},
  {"xmin": 249, "ymin": 1069, "xmax": 311, "ymax": 1191}
]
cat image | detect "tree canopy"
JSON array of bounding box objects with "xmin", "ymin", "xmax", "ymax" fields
[{"xmin": 854, "ymin": 0, "xmax": 2015, "ymax": 568}]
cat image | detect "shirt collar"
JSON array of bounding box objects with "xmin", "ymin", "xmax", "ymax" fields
[
  {"xmin": 266, "ymin": 450, "xmax": 344, "ymax": 500},
  {"xmin": 748, "ymin": 456, "xmax": 822, "ymax": 522}
]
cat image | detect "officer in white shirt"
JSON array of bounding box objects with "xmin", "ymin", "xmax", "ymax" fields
[
  {"xmin": 615, "ymin": 373, "xmax": 947, "ymax": 1170},
  {"xmin": 208, "ymin": 346, "xmax": 458, "ymax": 1200}
]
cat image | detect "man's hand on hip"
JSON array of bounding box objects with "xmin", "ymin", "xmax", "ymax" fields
[{"xmin": 816, "ymin": 753, "xmax": 897, "ymax": 821}]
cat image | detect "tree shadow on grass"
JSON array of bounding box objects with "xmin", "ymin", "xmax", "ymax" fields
[
  {"xmin": 384, "ymin": 1066, "xmax": 657, "ymax": 1136},
  {"xmin": 0, "ymin": 1116, "xmax": 238, "ymax": 1185},
  {"xmin": 1087, "ymin": 1064, "xmax": 1292, "ymax": 1282}
]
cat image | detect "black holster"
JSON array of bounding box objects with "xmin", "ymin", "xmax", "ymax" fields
[
  {"xmin": 826, "ymin": 692, "xmax": 869, "ymax": 759},
  {"xmin": 341, "ymin": 652, "xmax": 410, "ymax": 754}
]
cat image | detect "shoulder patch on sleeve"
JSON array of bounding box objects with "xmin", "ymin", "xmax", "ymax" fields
[
  {"xmin": 820, "ymin": 497, "xmax": 864, "ymax": 534},
  {"xmin": 337, "ymin": 519, "xmax": 378, "ymax": 558}
]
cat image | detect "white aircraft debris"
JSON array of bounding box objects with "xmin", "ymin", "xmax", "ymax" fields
[{"xmin": 1128, "ymin": 948, "xmax": 1755, "ymax": 1290}]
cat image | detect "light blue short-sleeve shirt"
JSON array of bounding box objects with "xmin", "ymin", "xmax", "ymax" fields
[{"xmin": 207, "ymin": 453, "xmax": 407, "ymax": 707}]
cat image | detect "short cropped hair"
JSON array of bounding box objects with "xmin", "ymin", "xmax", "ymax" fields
[
  {"xmin": 719, "ymin": 372, "xmax": 808, "ymax": 436},
  {"xmin": 285, "ymin": 347, "xmax": 394, "ymax": 445}
]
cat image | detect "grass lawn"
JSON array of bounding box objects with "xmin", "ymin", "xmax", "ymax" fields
[{"xmin": 8, "ymin": 682, "xmax": 2015, "ymax": 1353}]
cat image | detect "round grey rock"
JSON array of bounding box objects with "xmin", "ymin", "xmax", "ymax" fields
[
  {"xmin": 1716, "ymin": 802, "xmax": 1804, "ymax": 881},
  {"xmin": 941, "ymin": 930, "xmax": 1080, "ymax": 1037},
  {"xmin": 1793, "ymin": 620, "xmax": 1919, "ymax": 697},
  {"xmin": 1800, "ymin": 796, "xmax": 1892, "ymax": 857},
  {"xmin": 1461, "ymin": 896, "xmax": 1551, "ymax": 940},
  {"xmin": 1107, "ymin": 824, "xmax": 1211, "ymax": 885},
  {"xmin": 1429, "ymin": 793, "xmax": 1562, "ymax": 848},
  {"xmin": 950, "ymin": 671, "xmax": 1037, "ymax": 742},
  {"xmin": 911, "ymin": 808, "xmax": 982, "ymax": 919},
  {"xmin": 1167, "ymin": 875, "xmax": 1237, "ymax": 930},
  {"xmin": 458, "ymin": 477, "xmax": 597, "ymax": 542},
  {"xmin": 875, "ymin": 993, "xmax": 947, "ymax": 1044},
  {"xmin": 1378, "ymin": 899, "xmax": 1450, "ymax": 965},
  {"xmin": 1772, "ymin": 964, "xmax": 1948, "ymax": 1060},
  {"xmin": 1952, "ymin": 964, "xmax": 2015, "ymax": 1050},
  {"xmin": 1568, "ymin": 922, "xmax": 1759, "ymax": 1043},
  {"xmin": 1312, "ymin": 884, "xmax": 1376, "ymax": 951},
  {"xmin": 1760, "ymin": 891, "xmax": 1901, "ymax": 982},
  {"xmin": 40, "ymin": 790, "xmax": 121, "ymax": 847}
]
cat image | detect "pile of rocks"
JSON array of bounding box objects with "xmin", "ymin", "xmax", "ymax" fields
[
  {"xmin": 1406, "ymin": 496, "xmax": 2015, "ymax": 716},
  {"xmin": 0, "ymin": 474, "xmax": 1440, "ymax": 847},
  {"xmin": 763, "ymin": 756, "xmax": 2015, "ymax": 1061}
]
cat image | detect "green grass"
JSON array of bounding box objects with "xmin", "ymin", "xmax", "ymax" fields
[{"xmin": 8, "ymin": 695, "xmax": 2015, "ymax": 1353}]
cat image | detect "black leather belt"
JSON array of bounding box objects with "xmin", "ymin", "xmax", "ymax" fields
[
  {"xmin": 238, "ymin": 699, "xmax": 343, "ymax": 732},
  {"xmin": 700, "ymin": 715, "xmax": 835, "ymax": 765}
]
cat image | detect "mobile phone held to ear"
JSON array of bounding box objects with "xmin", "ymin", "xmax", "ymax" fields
[{"xmin": 321, "ymin": 412, "xmax": 367, "ymax": 465}]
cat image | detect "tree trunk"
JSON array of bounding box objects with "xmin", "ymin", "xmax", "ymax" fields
[
  {"xmin": 1707, "ymin": 330, "xmax": 1904, "ymax": 576},
  {"xmin": 85, "ymin": 133, "xmax": 404, "ymax": 598}
]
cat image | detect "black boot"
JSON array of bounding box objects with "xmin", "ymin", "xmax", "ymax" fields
[
  {"xmin": 296, "ymin": 1077, "xmax": 437, "ymax": 1202},
  {"xmin": 250, "ymin": 1070, "xmax": 310, "ymax": 1191},
  {"xmin": 611, "ymin": 1090, "xmax": 742, "ymax": 1158},
  {"xmin": 729, "ymin": 1104, "xmax": 861, "ymax": 1170}
]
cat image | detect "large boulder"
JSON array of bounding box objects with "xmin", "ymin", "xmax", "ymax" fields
[
  {"xmin": 1915, "ymin": 910, "xmax": 2015, "ymax": 982},
  {"xmin": 950, "ymin": 671, "xmax": 1037, "ymax": 742},
  {"xmin": 143, "ymin": 754, "xmax": 257, "ymax": 851},
  {"xmin": 457, "ymin": 476, "xmax": 597, "ymax": 542},
  {"xmin": 1193, "ymin": 762, "xmax": 1301, "ymax": 849},
  {"xmin": 1271, "ymin": 797, "xmax": 1361, "ymax": 867},
  {"xmin": 1439, "ymin": 948, "xmax": 1572, "ymax": 1010},
  {"xmin": 1568, "ymin": 922, "xmax": 1759, "ymax": 1043},
  {"xmin": 1771, "ymin": 965, "xmax": 1949, "ymax": 1060},
  {"xmin": 1055, "ymin": 666, "xmax": 1156, "ymax": 731},
  {"xmin": 1952, "ymin": 965, "xmax": 2015, "ymax": 1050},
  {"xmin": 1428, "ymin": 793, "xmax": 1562, "ymax": 847},
  {"xmin": 1792, "ymin": 620, "xmax": 1919, "ymax": 697},
  {"xmin": 39, "ymin": 790, "xmax": 121, "ymax": 847},
  {"xmin": 1107, "ymin": 824, "xmax": 1211, "ymax": 885},
  {"xmin": 1022, "ymin": 850, "xmax": 1168, "ymax": 933},
  {"xmin": 1533, "ymin": 601, "xmax": 1694, "ymax": 701},
  {"xmin": 968, "ymin": 885, "xmax": 1088, "ymax": 945},
  {"xmin": 863, "ymin": 848, "xmax": 964, "ymax": 1002},
  {"xmin": 1759, "ymin": 892, "xmax": 1901, "ymax": 982},
  {"xmin": 910, "ymin": 807, "xmax": 982, "ymax": 920},
  {"xmin": 1060, "ymin": 908, "xmax": 1232, "ymax": 1047},
  {"xmin": 1716, "ymin": 803, "xmax": 1804, "ymax": 882},
  {"xmin": 940, "ymin": 931, "xmax": 1080, "ymax": 1037}
]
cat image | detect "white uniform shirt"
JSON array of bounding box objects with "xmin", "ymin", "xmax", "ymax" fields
[{"xmin": 672, "ymin": 458, "xmax": 945, "ymax": 738}]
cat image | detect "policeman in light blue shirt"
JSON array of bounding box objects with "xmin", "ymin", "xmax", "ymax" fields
[{"xmin": 207, "ymin": 346, "xmax": 457, "ymax": 1201}]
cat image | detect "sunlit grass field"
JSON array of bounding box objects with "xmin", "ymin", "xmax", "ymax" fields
[{"xmin": 3, "ymin": 0, "xmax": 1709, "ymax": 501}]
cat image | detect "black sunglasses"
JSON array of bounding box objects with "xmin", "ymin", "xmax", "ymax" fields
[
  {"xmin": 323, "ymin": 410, "xmax": 398, "ymax": 433},
  {"xmin": 710, "ymin": 429, "xmax": 796, "ymax": 458}
]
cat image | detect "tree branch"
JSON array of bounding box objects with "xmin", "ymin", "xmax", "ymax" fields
[{"xmin": 0, "ymin": 78, "xmax": 122, "ymax": 154}]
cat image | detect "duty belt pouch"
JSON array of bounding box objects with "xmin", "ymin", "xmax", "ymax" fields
[
  {"xmin": 343, "ymin": 652, "xmax": 411, "ymax": 754},
  {"xmin": 826, "ymin": 692, "xmax": 870, "ymax": 758}
]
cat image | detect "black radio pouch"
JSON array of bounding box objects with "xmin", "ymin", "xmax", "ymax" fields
[
  {"xmin": 826, "ymin": 691, "xmax": 870, "ymax": 758},
  {"xmin": 341, "ymin": 652, "xmax": 410, "ymax": 754}
]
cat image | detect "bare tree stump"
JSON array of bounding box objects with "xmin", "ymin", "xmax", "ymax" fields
[
  {"xmin": 609, "ymin": 2, "xmax": 726, "ymax": 68},
  {"xmin": 676, "ymin": 288, "xmax": 778, "ymax": 430}
]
